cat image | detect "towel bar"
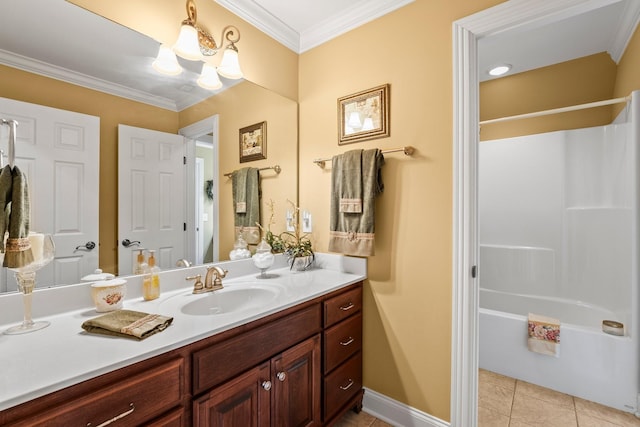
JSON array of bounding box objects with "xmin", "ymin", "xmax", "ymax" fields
[
  {"xmin": 224, "ymin": 165, "xmax": 281, "ymax": 178},
  {"xmin": 313, "ymin": 146, "xmax": 414, "ymax": 168}
]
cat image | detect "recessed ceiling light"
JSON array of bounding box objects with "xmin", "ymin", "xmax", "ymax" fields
[{"xmin": 488, "ymin": 64, "xmax": 512, "ymax": 76}]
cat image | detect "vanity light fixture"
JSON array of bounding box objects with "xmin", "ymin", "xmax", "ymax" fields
[
  {"xmin": 153, "ymin": 0, "xmax": 243, "ymax": 89},
  {"xmin": 488, "ymin": 64, "xmax": 512, "ymax": 77},
  {"xmin": 152, "ymin": 44, "xmax": 183, "ymax": 75}
]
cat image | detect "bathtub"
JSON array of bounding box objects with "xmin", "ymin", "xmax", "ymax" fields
[{"xmin": 479, "ymin": 288, "xmax": 639, "ymax": 414}]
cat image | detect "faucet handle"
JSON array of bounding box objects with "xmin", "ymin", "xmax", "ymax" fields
[{"xmin": 186, "ymin": 274, "xmax": 205, "ymax": 294}]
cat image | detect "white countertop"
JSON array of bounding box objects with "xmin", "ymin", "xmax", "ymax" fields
[{"xmin": 0, "ymin": 254, "xmax": 366, "ymax": 412}]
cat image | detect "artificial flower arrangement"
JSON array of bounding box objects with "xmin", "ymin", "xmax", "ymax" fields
[{"xmin": 257, "ymin": 199, "xmax": 314, "ymax": 270}]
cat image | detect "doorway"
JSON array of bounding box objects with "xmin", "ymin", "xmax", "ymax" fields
[
  {"xmin": 180, "ymin": 115, "xmax": 220, "ymax": 264},
  {"xmin": 450, "ymin": 1, "xmax": 621, "ymax": 425}
]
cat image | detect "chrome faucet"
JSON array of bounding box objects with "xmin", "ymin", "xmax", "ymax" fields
[{"xmin": 204, "ymin": 266, "xmax": 228, "ymax": 292}]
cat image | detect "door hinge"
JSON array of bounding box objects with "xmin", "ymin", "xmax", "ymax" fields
[
  {"xmin": 184, "ymin": 222, "xmax": 187, "ymax": 231},
  {"xmin": 183, "ymin": 156, "xmax": 187, "ymax": 165},
  {"xmin": 471, "ymin": 265, "xmax": 477, "ymax": 278}
]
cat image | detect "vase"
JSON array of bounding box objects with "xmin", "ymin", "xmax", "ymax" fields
[{"xmin": 289, "ymin": 255, "xmax": 314, "ymax": 271}]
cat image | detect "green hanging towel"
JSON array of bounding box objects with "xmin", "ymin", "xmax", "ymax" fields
[
  {"xmin": 0, "ymin": 165, "xmax": 13, "ymax": 252},
  {"xmin": 3, "ymin": 166, "xmax": 34, "ymax": 268}
]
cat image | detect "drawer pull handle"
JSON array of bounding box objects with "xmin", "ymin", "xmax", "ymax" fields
[
  {"xmin": 277, "ymin": 371, "xmax": 286, "ymax": 382},
  {"xmin": 339, "ymin": 379, "xmax": 354, "ymax": 391},
  {"xmin": 339, "ymin": 302, "xmax": 355, "ymax": 311},
  {"xmin": 262, "ymin": 380, "xmax": 272, "ymax": 391},
  {"xmin": 340, "ymin": 337, "xmax": 355, "ymax": 346},
  {"xmin": 87, "ymin": 403, "xmax": 135, "ymax": 427}
]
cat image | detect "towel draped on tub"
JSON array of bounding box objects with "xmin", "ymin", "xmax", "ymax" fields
[
  {"xmin": 527, "ymin": 313, "xmax": 560, "ymax": 357},
  {"xmin": 232, "ymin": 167, "xmax": 261, "ymax": 245},
  {"xmin": 329, "ymin": 149, "xmax": 384, "ymax": 257}
]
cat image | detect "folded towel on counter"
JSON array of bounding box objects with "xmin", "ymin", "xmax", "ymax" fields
[
  {"xmin": 232, "ymin": 167, "xmax": 261, "ymax": 244},
  {"xmin": 527, "ymin": 313, "xmax": 560, "ymax": 357},
  {"xmin": 3, "ymin": 166, "xmax": 34, "ymax": 268},
  {"xmin": 338, "ymin": 149, "xmax": 363, "ymax": 213},
  {"xmin": 329, "ymin": 149, "xmax": 384, "ymax": 257},
  {"xmin": 81, "ymin": 309, "xmax": 173, "ymax": 340}
]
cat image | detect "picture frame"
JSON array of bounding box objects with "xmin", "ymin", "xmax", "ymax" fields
[
  {"xmin": 338, "ymin": 84, "xmax": 390, "ymax": 145},
  {"xmin": 239, "ymin": 121, "xmax": 267, "ymax": 163}
]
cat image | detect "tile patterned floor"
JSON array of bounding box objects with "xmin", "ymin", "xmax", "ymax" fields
[
  {"xmin": 334, "ymin": 410, "xmax": 393, "ymax": 427},
  {"xmin": 479, "ymin": 369, "xmax": 640, "ymax": 427},
  {"xmin": 335, "ymin": 371, "xmax": 640, "ymax": 427}
]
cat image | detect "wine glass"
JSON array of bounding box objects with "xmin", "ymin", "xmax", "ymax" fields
[{"xmin": 4, "ymin": 234, "xmax": 55, "ymax": 335}]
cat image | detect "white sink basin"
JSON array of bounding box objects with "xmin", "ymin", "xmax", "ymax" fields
[{"xmin": 161, "ymin": 281, "xmax": 285, "ymax": 317}]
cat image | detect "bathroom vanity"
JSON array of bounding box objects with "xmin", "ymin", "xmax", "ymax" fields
[{"xmin": 0, "ymin": 255, "xmax": 365, "ymax": 426}]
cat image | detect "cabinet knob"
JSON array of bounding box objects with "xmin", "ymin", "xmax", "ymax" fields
[
  {"xmin": 262, "ymin": 380, "xmax": 272, "ymax": 391},
  {"xmin": 276, "ymin": 371, "xmax": 286, "ymax": 382}
]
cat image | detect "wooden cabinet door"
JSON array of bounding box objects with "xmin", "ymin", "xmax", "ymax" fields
[
  {"xmin": 193, "ymin": 361, "xmax": 271, "ymax": 427},
  {"xmin": 272, "ymin": 335, "xmax": 321, "ymax": 427}
]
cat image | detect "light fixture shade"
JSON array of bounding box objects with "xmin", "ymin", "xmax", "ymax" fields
[
  {"xmin": 197, "ymin": 63, "xmax": 223, "ymax": 90},
  {"xmin": 361, "ymin": 117, "xmax": 374, "ymax": 131},
  {"xmin": 217, "ymin": 47, "xmax": 243, "ymax": 79},
  {"xmin": 174, "ymin": 24, "xmax": 203, "ymax": 61},
  {"xmin": 152, "ymin": 44, "xmax": 182, "ymax": 76}
]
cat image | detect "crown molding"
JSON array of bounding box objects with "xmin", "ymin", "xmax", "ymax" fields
[
  {"xmin": 216, "ymin": 0, "xmax": 300, "ymax": 52},
  {"xmin": 299, "ymin": 0, "xmax": 414, "ymax": 53},
  {"xmin": 609, "ymin": 0, "xmax": 640, "ymax": 63},
  {"xmin": 216, "ymin": 0, "xmax": 413, "ymax": 54},
  {"xmin": 0, "ymin": 50, "xmax": 179, "ymax": 112}
]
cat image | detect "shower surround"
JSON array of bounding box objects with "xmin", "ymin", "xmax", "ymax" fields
[{"xmin": 478, "ymin": 93, "xmax": 639, "ymax": 414}]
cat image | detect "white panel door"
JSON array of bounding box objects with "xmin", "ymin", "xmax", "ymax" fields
[
  {"xmin": 0, "ymin": 97, "xmax": 100, "ymax": 291},
  {"xmin": 118, "ymin": 125, "xmax": 185, "ymax": 275}
]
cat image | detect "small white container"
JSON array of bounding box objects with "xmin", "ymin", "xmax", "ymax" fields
[{"xmin": 91, "ymin": 279, "xmax": 127, "ymax": 312}]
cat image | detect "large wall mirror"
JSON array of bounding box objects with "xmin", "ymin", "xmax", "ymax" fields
[{"xmin": 0, "ymin": 0, "xmax": 298, "ymax": 292}]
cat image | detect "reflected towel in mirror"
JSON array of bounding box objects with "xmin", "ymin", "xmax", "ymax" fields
[{"xmin": 232, "ymin": 167, "xmax": 260, "ymax": 245}]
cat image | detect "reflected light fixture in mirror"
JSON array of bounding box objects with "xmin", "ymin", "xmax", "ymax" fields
[{"xmin": 153, "ymin": 0, "xmax": 243, "ymax": 89}]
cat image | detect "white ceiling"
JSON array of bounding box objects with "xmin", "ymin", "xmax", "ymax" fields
[{"xmin": 0, "ymin": 0, "xmax": 638, "ymax": 111}]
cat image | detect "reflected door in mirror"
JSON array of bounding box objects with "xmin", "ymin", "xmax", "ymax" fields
[
  {"xmin": 117, "ymin": 125, "xmax": 185, "ymax": 275},
  {"xmin": 0, "ymin": 97, "xmax": 99, "ymax": 291}
]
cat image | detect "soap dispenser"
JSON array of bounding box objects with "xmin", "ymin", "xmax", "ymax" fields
[
  {"xmin": 134, "ymin": 249, "xmax": 146, "ymax": 275},
  {"xmin": 143, "ymin": 250, "xmax": 161, "ymax": 301}
]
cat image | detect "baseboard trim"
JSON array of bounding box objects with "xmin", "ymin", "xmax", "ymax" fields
[{"xmin": 362, "ymin": 387, "xmax": 450, "ymax": 427}]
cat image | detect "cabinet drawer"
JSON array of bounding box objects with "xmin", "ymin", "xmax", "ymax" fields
[
  {"xmin": 193, "ymin": 303, "xmax": 321, "ymax": 395},
  {"xmin": 324, "ymin": 313, "xmax": 362, "ymax": 374},
  {"xmin": 324, "ymin": 285, "xmax": 362, "ymax": 327},
  {"xmin": 11, "ymin": 357, "xmax": 185, "ymax": 427},
  {"xmin": 324, "ymin": 352, "xmax": 362, "ymax": 420},
  {"xmin": 146, "ymin": 407, "xmax": 186, "ymax": 427}
]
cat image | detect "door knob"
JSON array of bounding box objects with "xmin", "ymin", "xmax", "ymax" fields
[
  {"xmin": 75, "ymin": 241, "xmax": 96, "ymax": 251},
  {"xmin": 121, "ymin": 239, "xmax": 141, "ymax": 248}
]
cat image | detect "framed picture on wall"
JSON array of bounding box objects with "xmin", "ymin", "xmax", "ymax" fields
[
  {"xmin": 338, "ymin": 84, "xmax": 390, "ymax": 145},
  {"xmin": 239, "ymin": 121, "xmax": 267, "ymax": 163}
]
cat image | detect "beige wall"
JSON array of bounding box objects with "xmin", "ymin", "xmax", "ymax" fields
[
  {"xmin": 0, "ymin": 64, "xmax": 178, "ymax": 274},
  {"xmin": 480, "ymin": 53, "xmax": 617, "ymax": 140},
  {"xmin": 179, "ymin": 81, "xmax": 298, "ymax": 257},
  {"xmin": 298, "ymin": 0, "xmax": 504, "ymax": 420},
  {"xmin": 614, "ymin": 18, "xmax": 640, "ymax": 112}
]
